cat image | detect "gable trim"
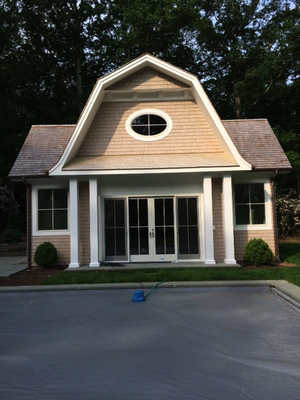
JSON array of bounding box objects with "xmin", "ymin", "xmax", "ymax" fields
[{"xmin": 49, "ymin": 54, "xmax": 251, "ymax": 176}]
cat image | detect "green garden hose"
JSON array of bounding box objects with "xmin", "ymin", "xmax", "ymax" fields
[{"xmin": 144, "ymin": 279, "xmax": 167, "ymax": 298}]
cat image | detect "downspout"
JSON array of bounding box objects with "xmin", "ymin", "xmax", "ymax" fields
[
  {"xmin": 22, "ymin": 178, "xmax": 32, "ymax": 271},
  {"xmin": 271, "ymin": 170, "xmax": 279, "ymax": 261}
]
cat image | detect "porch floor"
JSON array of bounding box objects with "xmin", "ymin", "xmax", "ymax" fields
[{"xmin": 66, "ymin": 262, "xmax": 241, "ymax": 271}]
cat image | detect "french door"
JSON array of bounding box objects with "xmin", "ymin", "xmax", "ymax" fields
[
  {"xmin": 104, "ymin": 196, "xmax": 200, "ymax": 262},
  {"xmin": 129, "ymin": 197, "xmax": 176, "ymax": 262}
]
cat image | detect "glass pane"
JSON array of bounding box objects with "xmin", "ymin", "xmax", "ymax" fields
[
  {"xmin": 129, "ymin": 199, "xmax": 138, "ymax": 227},
  {"xmin": 38, "ymin": 189, "xmax": 52, "ymax": 209},
  {"xmin": 251, "ymin": 204, "xmax": 265, "ymax": 224},
  {"xmin": 178, "ymin": 198, "xmax": 187, "ymax": 225},
  {"xmin": 155, "ymin": 227, "xmax": 165, "ymax": 254},
  {"xmin": 149, "ymin": 125, "xmax": 166, "ymax": 135},
  {"xmin": 150, "ymin": 115, "xmax": 166, "ymax": 125},
  {"xmin": 250, "ymin": 183, "xmax": 264, "ymax": 203},
  {"xmin": 132, "ymin": 125, "xmax": 149, "ymax": 135},
  {"xmin": 164, "ymin": 199, "xmax": 174, "ymax": 225},
  {"xmin": 139, "ymin": 199, "xmax": 148, "ymax": 227},
  {"xmin": 105, "ymin": 228, "xmax": 115, "ymax": 256},
  {"xmin": 155, "ymin": 199, "xmax": 164, "ymax": 226},
  {"xmin": 235, "ymin": 205, "xmax": 250, "ymax": 224},
  {"xmin": 54, "ymin": 189, "xmax": 67, "ymax": 208},
  {"xmin": 234, "ymin": 184, "xmax": 249, "ymax": 204},
  {"xmin": 115, "ymin": 200, "xmax": 125, "ymax": 227},
  {"xmin": 54, "ymin": 210, "xmax": 68, "ymax": 229},
  {"xmin": 105, "ymin": 200, "xmax": 114, "ymax": 228},
  {"xmin": 189, "ymin": 226, "xmax": 199, "ymax": 254},
  {"xmin": 188, "ymin": 198, "xmax": 197, "ymax": 225},
  {"xmin": 38, "ymin": 210, "xmax": 52, "ymax": 230},
  {"xmin": 140, "ymin": 227, "xmax": 149, "ymax": 254},
  {"xmin": 179, "ymin": 226, "xmax": 188, "ymax": 254},
  {"xmin": 166, "ymin": 227, "xmax": 175, "ymax": 254},
  {"xmin": 130, "ymin": 228, "xmax": 139, "ymax": 255},
  {"xmin": 116, "ymin": 228, "xmax": 126, "ymax": 256},
  {"xmin": 131, "ymin": 115, "xmax": 148, "ymax": 125}
]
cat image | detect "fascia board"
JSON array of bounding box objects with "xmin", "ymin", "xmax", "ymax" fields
[{"xmin": 50, "ymin": 165, "xmax": 249, "ymax": 177}]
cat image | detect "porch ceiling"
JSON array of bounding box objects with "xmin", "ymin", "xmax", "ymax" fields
[{"xmin": 62, "ymin": 152, "xmax": 238, "ymax": 171}]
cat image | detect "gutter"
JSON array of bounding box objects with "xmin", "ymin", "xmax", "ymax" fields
[
  {"xmin": 270, "ymin": 170, "xmax": 279, "ymax": 261},
  {"xmin": 22, "ymin": 178, "xmax": 32, "ymax": 271}
]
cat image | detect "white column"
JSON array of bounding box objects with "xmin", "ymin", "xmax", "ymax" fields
[
  {"xmin": 69, "ymin": 178, "xmax": 80, "ymax": 268},
  {"xmin": 89, "ymin": 178, "xmax": 100, "ymax": 267},
  {"xmin": 223, "ymin": 175, "xmax": 236, "ymax": 264},
  {"xmin": 203, "ymin": 176, "xmax": 216, "ymax": 265}
]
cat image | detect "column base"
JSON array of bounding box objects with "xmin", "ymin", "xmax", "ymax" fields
[
  {"xmin": 224, "ymin": 258, "xmax": 237, "ymax": 265},
  {"xmin": 89, "ymin": 262, "xmax": 100, "ymax": 268},
  {"xmin": 204, "ymin": 260, "xmax": 216, "ymax": 265},
  {"xmin": 68, "ymin": 262, "xmax": 81, "ymax": 268}
]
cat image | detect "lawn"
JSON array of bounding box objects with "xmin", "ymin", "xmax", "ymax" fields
[{"xmin": 41, "ymin": 242, "xmax": 300, "ymax": 287}]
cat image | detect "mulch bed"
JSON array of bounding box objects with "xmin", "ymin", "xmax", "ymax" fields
[{"xmin": 0, "ymin": 242, "xmax": 64, "ymax": 286}]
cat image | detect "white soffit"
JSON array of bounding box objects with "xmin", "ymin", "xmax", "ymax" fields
[{"xmin": 49, "ymin": 54, "xmax": 251, "ymax": 175}]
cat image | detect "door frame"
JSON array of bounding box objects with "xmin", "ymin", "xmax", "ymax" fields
[
  {"xmin": 129, "ymin": 197, "xmax": 177, "ymax": 262},
  {"xmin": 102, "ymin": 194, "xmax": 202, "ymax": 263}
]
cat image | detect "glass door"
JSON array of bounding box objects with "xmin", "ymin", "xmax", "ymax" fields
[
  {"xmin": 129, "ymin": 198, "xmax": 176, "ymax": 262},
  {"xmin": 104, "ymin": 199, "xmax": 127, "ymax": 261}
]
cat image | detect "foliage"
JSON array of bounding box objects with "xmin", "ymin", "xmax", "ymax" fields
[
  {"xmin": 0, "ymin": 178, "xmax": 20, "ymax": 231},
  {"xmin": 276, "ymin": 190, "xmax": 300, "ymax": 237},
  {"xmin": 34, "ymin": 242, "xmax": 58, "ymax": 268},
  {"xmin": 243, "ymin": 238, "xmax": 275, "ymax": 266},
  {"xmin": 0, "ymin": 228, "xmax": 22, "ymax": 243}
]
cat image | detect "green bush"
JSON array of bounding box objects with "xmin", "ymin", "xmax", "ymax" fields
[
  {"xmin": 1, "ymin": 228, "xmax": 22, "ymax": 243},
  {"xmin": 243, "ymin": 238, "xmax": 275, "ymax": 266},
  {"xmin": 34, "ymin": 242, "xmax": 58, "ymax": 267}
]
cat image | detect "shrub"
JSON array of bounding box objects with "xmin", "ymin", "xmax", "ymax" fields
[
  {"xmin": 34, "ymin": 242, "xmax": 58, "ymax": 267},
  {"xmin": 243, "ymin": 238, "xmax": 275, "ymax": 266},
  {"xmin": 1, "ymin": 228, "xmax": 22, "ymax": 243}
]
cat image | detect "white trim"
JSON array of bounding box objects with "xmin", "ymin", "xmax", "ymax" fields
[
  {"xmin": 49, "ymin": 54, "xmax": 251, "ymax": 176},
  {"xmin": 222, "ymin": 175, "xmax": 236, "ymax": 264},
  {"xmin": 125, "ymin": 109, "xmax": 172, "ymax": 142},
  {"xmin": 233, "ymin": 181, "xmax": 272, "ymax": 231},
  {"xmin": 89, "ymin": 178, "xmax": 100, "ymax": 267},
  {"xmin": 55, "ymin": 166, "xmax": 244, "ymax": 177},
  {"xmin": 203, "ymin": 176, "xmax": 216, "ymax": 265},
  {"xmin": 32, "ymin": 185, "xmax": 69, "ymax": 236},
  {"xmin": 69, "ymin": 179, "xmax": 80, "ymax": 268}
]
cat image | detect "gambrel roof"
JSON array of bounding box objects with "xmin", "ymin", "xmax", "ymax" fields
[
  {"xmin": 9, "ymin": 54, "xmax": 291, "ymax": 179},
  {"xmin": 9, "ymin": 119, "xmax": 291, "ymax": 178}
]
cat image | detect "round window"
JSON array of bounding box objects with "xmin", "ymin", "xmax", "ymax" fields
[{"xmin": 126, "ymin": 109, "xmax": 172, "ymax": 141}]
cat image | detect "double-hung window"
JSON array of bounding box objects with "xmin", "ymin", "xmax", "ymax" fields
[
  {"xmin": 38, "ymin": 189, "xmax": 68, "ymax": 230},
  {"xmin": 234, "ymin": 183, "xmax": 265, "ymax": 225}
]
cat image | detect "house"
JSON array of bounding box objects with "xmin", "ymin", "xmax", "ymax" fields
[{"xmin": 9, "ymin": 54, "xmax": 291, "ymax": 268}]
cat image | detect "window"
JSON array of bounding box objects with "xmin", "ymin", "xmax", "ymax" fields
[
  {"xmin": 131, "ymin": 114, "xmax": 167, "ymax": 136},
  {"xmin": 38, "ymin": 189, "xmax": 68, "ymax": 230},
  {"xmin": 126, "ymin": 109, "xmax": 172, "ymax": 141},
  {"xmin": 234, "ymin": 183, "xmax": 265, "ymax": 225}
]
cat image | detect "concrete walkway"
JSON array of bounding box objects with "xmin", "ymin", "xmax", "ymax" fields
[{"xmin": 0, "ymin": 256, "xmax": 27, "ymax": 277}]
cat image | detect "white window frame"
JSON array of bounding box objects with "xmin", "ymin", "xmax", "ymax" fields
[
  {"xmin": 233, "ymin": 180, "xmax": 272, "ymax": 231},
  {"xmin": 125, "ymin": 108, "xmax": 172, "ymax": 142},
  {"xmin": 32, "ymin": 185, "xmax": 70, "ymax": 236}
]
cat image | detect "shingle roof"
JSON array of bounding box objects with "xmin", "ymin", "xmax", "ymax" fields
[
  {"xmin": 8, "ymin": 125, "xmax": 75, "ymax": 178},
  {"xmin": 8, "ymin": 119, "xmax": 291, "ymax": 178},
  {"xmin": 223, "ymin": 119, "xmax": 291, "ymax": 170},
  {"xmin": 63, "ymin": 153, "xmax": 238, "ymax": 171}
]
